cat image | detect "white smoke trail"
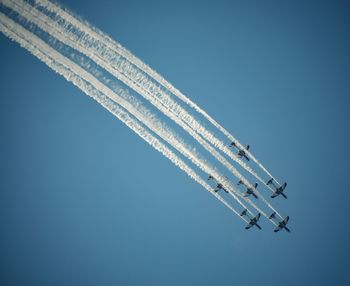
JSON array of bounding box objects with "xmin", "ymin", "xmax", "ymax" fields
[
  {"xmin": 0, "ymin": 10, "xmax": 253, "ymax": 223},
  {"xmin": 7, "ymin": 0, "xmax": 285, "ymax": 221},
  {"xmin": 7, "ymin": 0, "xmax": 282, "ymax": 218},
  {"xmin": 3, "ymin": 0, "xmax": 277, "ymax": 219},
  {"xmin": 31, "ymin": 0, "xmax": 281, "ymax": 190}
]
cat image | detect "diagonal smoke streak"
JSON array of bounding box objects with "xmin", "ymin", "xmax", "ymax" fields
[
  {"xmin": 6, "ymin": 0, "xmax": 282, "ymax": 220},
  {"xmin": 0, "ymin": 10, "xmax": 254, "ymax": 223},
  {"xmin": 31, "ymin": 0, "xmax": 281, "ymax": 192},
  {"xmin": 4, "ymin": 1, "xmax": 277, "ymax": 217}
]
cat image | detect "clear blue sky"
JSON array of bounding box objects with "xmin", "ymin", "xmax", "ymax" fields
[{"xmin": 0, "ymin": 0, "xmax": 349, "ymax": 285}]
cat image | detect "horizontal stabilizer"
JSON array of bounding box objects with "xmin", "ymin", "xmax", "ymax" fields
[
  {"xmin": 266, "ymin": 178, "xmax": 274, "ymax": 185},
  {"xmin": 269, "ymin": 212, "xmax": 276, "ymax": 219}
]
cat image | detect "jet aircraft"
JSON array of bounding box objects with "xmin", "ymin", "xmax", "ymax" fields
[
  {"xmin": 269, "ymin": 212, "xmax": 290, "ymax": 232},
  {"xmin": 266, "ymin": 178, "xmax": 288, "ymax": 199},
  {"xmin": 208, "ymin": 175, "xmax": 228, "ymax": 194},
  {"xmin": 238, "ymin": 180, "xmax": 258, "ymax": 199},
  {"xmin": 240, "ymin": 209, "xmax": 262, "ymax": 230},
  {"xmin": 229, "ymin": 142, "xmax": 250, "ymax": 161}
]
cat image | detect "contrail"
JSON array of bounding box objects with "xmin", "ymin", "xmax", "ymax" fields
[
  {"xmin": 8, "ymin": 0, "xmax": 280, "ymax": 203},
  {"xmin": 30, "ymin": 0, "xmax": 281, "ymax": 190},
  {"xmin": 0, "ymin": 6, "xmax": 264, "ymax": 221},
  {"xmin": 0, "ymin": 10, "xmax": 250, "ymax": 223},
  {"xmin": 4, "ymin": 0, "xmax": 283, "ymax": 220},
  {"xmin": 9, "ymin": 0, "xmax": 282, "ymax": 219}
]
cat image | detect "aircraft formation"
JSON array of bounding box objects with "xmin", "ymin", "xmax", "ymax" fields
[{"xmin": 208, "ymin": 143, "xmax": 290, "ymax": 232}]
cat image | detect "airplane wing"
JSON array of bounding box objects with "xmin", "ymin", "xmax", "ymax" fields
[
  {"xmin": 274, "ymin": 226, "xmax": 282, "ymax": 232},
  {"xmin": 271, "ymin": 192, "xmax": 279, "ymax": 198},
  {"xmin": 245, "ymin": 223, "xmax": 254, "ymax": 230},
  {"xmin": 282, "ymin": 182, "xmax": 288, "ymax": 190}
]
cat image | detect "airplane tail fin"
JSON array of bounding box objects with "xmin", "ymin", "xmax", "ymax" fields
[
  {"xmin": 240, "ymin": 209, "xmax": 247, "ymax": 217},
  {"xmin": 230, "ymin": 142, "xmax": 236, "ymax": 147},
  {"xmin": 237, "ymin": 180, "xmax": 243, "ymax": 186},
  {"xmin": 269, "ymin": 212, "xmax": 276, "ymax": 219},
  {"xmin": 246, "ymin": 145, "xmax": 250, "ymax": 150},
  {"xmin": 266, "ymin": 178, "xmax": 274, "ymax": 185}
]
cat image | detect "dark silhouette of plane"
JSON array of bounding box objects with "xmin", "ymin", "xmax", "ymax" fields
[
  {"xmin": 240, "ymin": 209, "xmax": 262, "ymax": 230},
  {"xmin": 269, "ymin": 212, "xmax": 290, "ymax": 232},
  {"xmin": 208, "ymin": 175, "xmax": 228, "ymax": 194},
  {"xmin": 238, "ymin": 180, "xmax": 258, "ymax": 199},
  {"xmin": 229, "ymin": 142, "xmax": 250, "ymax": 161},
  {"xmin": 266, "ymin": 178, "xmax": 287, "ymax": 199}
]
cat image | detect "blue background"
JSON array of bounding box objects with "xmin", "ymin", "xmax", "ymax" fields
[{"xmin": 1, "ymin": 0, "xmax": 349, "ymax": 285}]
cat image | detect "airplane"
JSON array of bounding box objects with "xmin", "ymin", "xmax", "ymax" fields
[
  {"xmin": 269, "ymin": 212, "xmax": 290, "ymax": 232},
  {"xmin": 214, "ymin": 183, "xmax": 228, "ymax": 194},
  {"xmin": 240, "ymin": 209, "xmax": 262, "ymax": 230},
  {"xmin": 207, "ymin": 175, "xmax": 214, "ymax": 181},
  {"xmin": 266, "ymin": 178, "xmax": 288, "ymax": 199},
  {"xmin": 229, "ymin": 142, "xmax": 250, "ymax": 161},
  {"xmin": 208, "ymin": 176, "xmax": 229, "ymax": 194},
  {"xmin": 237, "ymin": 180, "xmax": 258, "ymax": 199}
]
